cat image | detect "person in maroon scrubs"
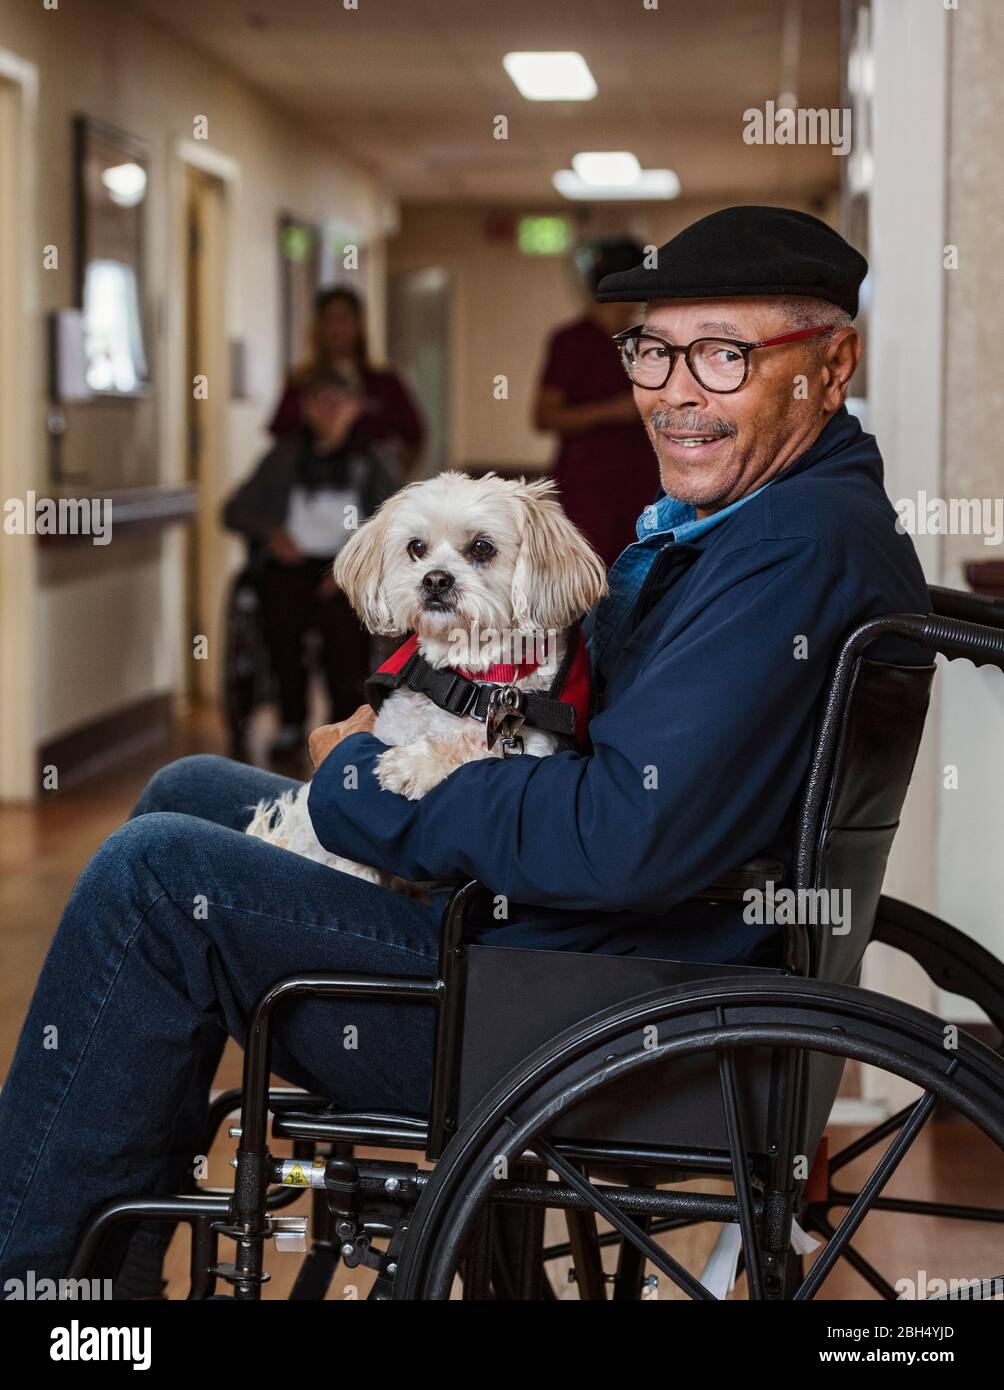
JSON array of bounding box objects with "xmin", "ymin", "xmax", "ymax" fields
[
  {"xmin": 533, "ymin": 238, "xmax": 659, "ymax": 569},
  {"xmin": 270, "ymin": 286, "xmax": 425, "ymax": 477}
]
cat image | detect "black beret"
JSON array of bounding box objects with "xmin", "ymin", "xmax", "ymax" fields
[{"xmin": 595, "ymin": 205, "xmax": 868, "ymax": 318}]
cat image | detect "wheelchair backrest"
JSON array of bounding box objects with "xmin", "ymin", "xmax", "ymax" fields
[{"xmin": 792, "ymin": 656, "xmax": 934, "ymax": 985}]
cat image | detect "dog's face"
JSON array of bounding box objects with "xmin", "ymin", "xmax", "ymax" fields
[{"xmin": 333, "ymin": 472, "xmax": 608, "ymax": 641}]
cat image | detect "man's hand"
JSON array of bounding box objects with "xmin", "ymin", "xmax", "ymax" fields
[{"xmin": 308, "ymin": 704, "xmax": 377, "ymax": 770}]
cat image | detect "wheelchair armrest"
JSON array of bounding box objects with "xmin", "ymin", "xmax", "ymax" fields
[
  {"xmin": 441, "ymin": 857, "xmax": 786, "ymax": 927},
  {"xmin": 929, "ymin": 584, "xmax": 1004, "ymax": 630}
]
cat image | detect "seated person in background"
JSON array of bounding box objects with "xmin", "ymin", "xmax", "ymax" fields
[{"xmin": 223, "ymin": 368, "xmax": 398, "ymax": 760}]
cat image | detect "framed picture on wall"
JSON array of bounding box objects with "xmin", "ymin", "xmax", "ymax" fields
[{"xmin": 73, "ymin": 115, "xmax": 151, "ymax": 397}]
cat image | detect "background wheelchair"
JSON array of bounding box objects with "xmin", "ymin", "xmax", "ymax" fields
[
  {"xmin": 70, "ymin": 585, "xmax": 1004, "ymax": 1300},
  {"xmin": 221, "ymin": 562, "xmax": 272, "ymax": 761}
]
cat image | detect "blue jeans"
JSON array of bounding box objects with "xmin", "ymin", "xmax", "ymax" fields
[{"xmin": 0, "ymin": 755, "xmax": 443, "ymax": 1290}]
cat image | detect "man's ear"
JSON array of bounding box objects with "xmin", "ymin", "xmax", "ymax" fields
[
  {"xmin": 333, "ymin": 504, "xmax": 396, "ymax": 634},
  {"xmin": 822, "ymin": 327, "xmax": 862, "ymax": 412},
  {"xmin": 510, "ymin": 478, "xmax": 608, "ymax": 633}
]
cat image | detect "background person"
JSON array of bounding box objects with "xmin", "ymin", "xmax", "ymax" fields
[
  {"xmin": 533, "ymin": 236, "xmax": 660, "ymax": 569},
  {"xmin": 224, "ymin": 368, "xmax": 397, "ymax": 761},
  {"xmin": 269, "ymin": 285, "xmax": 426, "ymax": 478}
]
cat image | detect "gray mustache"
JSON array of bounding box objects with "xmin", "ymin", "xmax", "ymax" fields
[{"xmin": 649, "ymin": 409, "xmax": 737, "ymax": 438}]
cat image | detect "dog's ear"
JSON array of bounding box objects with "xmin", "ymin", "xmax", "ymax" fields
[
  {"xmin": 510, "ymin": 477, "xmax": 608, "ymax": 633},
  {"xmin": 333, "ymin": 503, "xmax": 397, "ymax": 635}
]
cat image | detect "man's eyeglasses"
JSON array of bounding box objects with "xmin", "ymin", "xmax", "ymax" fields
[{"xmin": 611, "ymin": 323, "xmax": 834, "ymax": 394}]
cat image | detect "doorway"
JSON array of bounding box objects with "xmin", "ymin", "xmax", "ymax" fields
[
  {"xmin": 0, "ymin": 55, "xmax": 39, "ymax": 802},
  {"xmin": 387, "ymin": 266, "xmax": 451, "ymax": 476},
  {"xmin": 181, "ymin": 164, "xmax": 229, "ymax": 703}
]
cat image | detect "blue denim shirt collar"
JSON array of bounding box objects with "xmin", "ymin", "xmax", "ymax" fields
[{"xmin": 634, "ymin": 487, "xmax": 762, "ymax": 546}]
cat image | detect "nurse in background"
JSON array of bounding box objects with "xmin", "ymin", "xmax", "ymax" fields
[
  {"xmin": 270, "ymin": 285, "xmax": 426, "ymax": 479},
  {"xmin": 533, "ymin": 237, "xmax": 658, "ymax": 570}
]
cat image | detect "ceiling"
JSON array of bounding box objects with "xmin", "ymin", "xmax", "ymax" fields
[{"xmin": 133, "ymin": 0, "xmax": 844, "ymax": 207}]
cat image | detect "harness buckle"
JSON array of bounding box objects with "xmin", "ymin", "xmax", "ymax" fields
[
  {"xmin": 442, "ymin": 674, "xmax": 479, "ymax": 717},
  {"xmin": 485, "ymin": 684, "xmax": 526, "ymax": 753}
]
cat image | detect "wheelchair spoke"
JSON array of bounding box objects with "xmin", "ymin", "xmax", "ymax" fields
[
  {"xmin": 543, "ymin": 1216, "xmax": 703, "ymax": 1262},
  {"xmin": 716, "ymin": 1028, "xmax": 763, "ymax": 1300},
  {"xmin": 804, "ymin": 1212, "xmax": 899, "ymax": 1301},
  {"xmin": 828, "ymin": 1101, "xmax": 916, "ymax": 1174},
  {"xmin": 827, "ymin": 1191, "xmax": 1004, "ymax": 1223},
  {"xmin": 796, "ymin": 1080, "xmax": 944, "ymax": 1300},
  {"xmin": 535, "ymin": 1138, "xmax": 715, "ymax": 1300}
]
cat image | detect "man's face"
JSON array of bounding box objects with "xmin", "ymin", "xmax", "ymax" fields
[{"xmin": 632, "ymin": 297, "xmax": 835, "ymax": 513}]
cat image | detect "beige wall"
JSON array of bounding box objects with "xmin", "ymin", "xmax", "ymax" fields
[
  {"xmin": 388, "ymin": 194, "xmax": 833, "ymax": 475},
  {"xmin": 0, "ymin": 0, "xmax": 389, "ymax": 753},
  {"xmin": 936, "ymin": 0, "xmax": 1004, "ymax": 988},
  {"xmin": 868, "ymin": 0, "xmax": 1004, "ymax": 1023}
]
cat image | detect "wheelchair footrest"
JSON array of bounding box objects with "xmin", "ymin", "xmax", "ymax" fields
[{"xmin": 209, "ymin": 1262, "xmax": 271, "ymax": 1287}]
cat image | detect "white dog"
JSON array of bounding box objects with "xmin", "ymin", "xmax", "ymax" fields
[{"xmin": 244, "ymin": 470, "xmax": 607, "ymax": 894}]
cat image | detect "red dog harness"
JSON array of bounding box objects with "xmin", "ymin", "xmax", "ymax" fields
[{"xmin": 365, "ymin": 623, "xmax": 592, "ymax": 752}]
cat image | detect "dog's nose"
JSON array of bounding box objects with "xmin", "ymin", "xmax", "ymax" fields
[{"xmin": 422, "ymin": 569, "xmax": 455, "ymax": 593}]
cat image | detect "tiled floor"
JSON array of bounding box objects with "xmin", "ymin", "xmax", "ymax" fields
[{"xmin": 2, "ymin": 708, "xmax": 1003, "ymax": 1300}]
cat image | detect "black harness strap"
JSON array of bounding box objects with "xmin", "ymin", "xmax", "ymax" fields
[{"xmin": 365, "ymin": 626, "xmax": 581, "ymax": 739}]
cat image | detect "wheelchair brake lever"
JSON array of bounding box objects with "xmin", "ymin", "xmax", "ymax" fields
[{"xmin": 339, "ymin": 1230, "xmax": 384, "ymax": 1272}]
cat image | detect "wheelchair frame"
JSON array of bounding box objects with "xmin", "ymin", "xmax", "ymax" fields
[{"xmin": 69, "ymin": 587, "xmax": 1004, "ymax": 1300}]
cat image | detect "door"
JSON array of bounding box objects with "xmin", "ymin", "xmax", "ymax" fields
[
  {"xmin": 0, "ymin": 65, "xmax": 38, "ymax": 800},
  {"xmin": 182, "ymin": 165, "xmax": 228, "ymax": 703}
]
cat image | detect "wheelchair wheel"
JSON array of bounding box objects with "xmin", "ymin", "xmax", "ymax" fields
[
  {"xmin": 872, "ymin": 895, "xmax": 1004, "ymax": 1042},
  {"xmin": 392, "ymin": 976, "xmax": 1004, "ymax": 1300},
  {"xmin": 222, "ymin": 567, "xmax": 271, "ymax": 757}
]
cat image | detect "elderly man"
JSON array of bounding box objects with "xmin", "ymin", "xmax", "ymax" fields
[
  {"xmin": 0, "ymin": 207, "xmax": 928, "ymax": 1293},
  {"xmin": 306, "ymin": 206, "xmax": 929, "ymax": 954}
]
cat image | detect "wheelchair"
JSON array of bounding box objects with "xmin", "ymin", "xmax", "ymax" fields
[{"xmin": 69, "ymin": 585, "xmax": 1004, "ymax": 1300}]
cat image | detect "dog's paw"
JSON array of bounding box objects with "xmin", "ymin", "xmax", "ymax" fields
[{"xmin": 376, "ymin": 742, "xmax": 451, "ymax": 800}]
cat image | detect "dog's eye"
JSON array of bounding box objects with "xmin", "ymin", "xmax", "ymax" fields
[
  {"xmin": 407, "ymin": 538, "xmax": 427, "ymax": 560},
  {"xmin": 467, "ymin": 537, "xmax": 496, "ymax": 562}
]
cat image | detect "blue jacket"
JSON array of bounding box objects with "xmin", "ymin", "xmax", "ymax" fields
[{"xmin": 308, "ymin": 408, "xmax": 930, "ymax": 965}]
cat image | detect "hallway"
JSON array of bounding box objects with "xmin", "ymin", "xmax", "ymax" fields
[{"xmin": 2, "ymin": 0, "xmax": 1003, "ymax": 1315}]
